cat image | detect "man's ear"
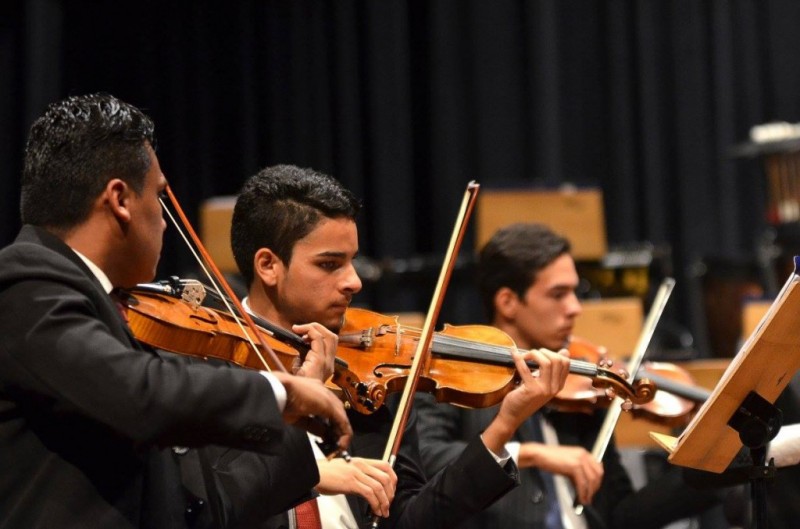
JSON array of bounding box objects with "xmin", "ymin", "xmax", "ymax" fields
[
  {"xmin": 494, "ymin": 286, "xmax": 519, "ymax": 320},
  {"xmin": 254, "ymin": 247, "xmax": 283, "ymax": 287},
  {"xmin": 105, "ymin": 178, "xmax": 132, "ymax": 224}
]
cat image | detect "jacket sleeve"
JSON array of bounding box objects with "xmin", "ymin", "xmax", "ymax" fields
[
  {"xmin": 557, "ymin": 409, "xmax": 721, "ymax": 529},
  {"xmin": 0, "ymin": 276, "xmax": 286, "ymax": 454},
  {"xmin": 413, "ymin": 392, "xmax": 473, "ymax": 476},
  {"xmin": 350, "ymin": 394, "xmax": 519, "ymax": 529},
  {"xmin": 200, "ymin": 427, "xmax": 318, "ymax": 527}
]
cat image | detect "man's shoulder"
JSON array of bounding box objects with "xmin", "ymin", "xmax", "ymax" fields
[{"xmin": 0, "ymin": 226, "xmax": 88, "ymax": 287}]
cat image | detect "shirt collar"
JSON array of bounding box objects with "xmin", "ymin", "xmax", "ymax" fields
[
  {"xmin": 72, "ymin": 249, "xmax": 114, "ymax": 294},
  {"xmin": 241, "ymin": 296, "xmax": 253, "ymax": 315}
]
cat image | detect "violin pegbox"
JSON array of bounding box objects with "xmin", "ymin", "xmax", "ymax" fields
[{"xmin": 330, "ymin": 370, "xmax": 386, "ymax": 415}]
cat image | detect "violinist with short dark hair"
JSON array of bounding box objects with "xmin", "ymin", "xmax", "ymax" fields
[
  {"xmin": 0, "ymin": 93, "xmax": 351, "ymax": 528},
  {"xmin": 415, "ymin": 222, "xmax": 723, "ymax": 529},
  {"xmin": 228, "ymin": 164, "xmax": 572, "ymax": 529}
]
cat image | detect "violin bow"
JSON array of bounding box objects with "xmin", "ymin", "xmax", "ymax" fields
[
  {"xmin": 371, "ymin": 181, "xmax": 480, "ymax": 528},
  {"xmin": 574, "ymin": 277, "xmax": 675, "ymax": 515}
]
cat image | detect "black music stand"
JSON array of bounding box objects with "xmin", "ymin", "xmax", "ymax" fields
[{"xmin": 728, "ymin": 390, "xmax": 782, "ymax": 528}]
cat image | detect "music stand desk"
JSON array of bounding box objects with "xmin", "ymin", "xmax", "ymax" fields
[{"xmin": 651, "ymin": 257, "xmax": 800, "ymax": 473}]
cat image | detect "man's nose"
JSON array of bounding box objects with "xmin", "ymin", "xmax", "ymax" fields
[
  {"xmin": 344, "ymin": 263, "xmax": 363, "ymax": 294},
  {"xmin": 566, "ymin": 293, "xmax": 582, "ymax": 316}
]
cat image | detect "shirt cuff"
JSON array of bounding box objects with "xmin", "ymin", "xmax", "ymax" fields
[
  {"xmin": 260, "ymin": 371, "xmax": 287, "ymax": 412},
  {"xmin": 768, "ymin": 423, "xmax": 800, "ymax": 467},
  {"xmin": 505, "ymin": 441, "xmax": 521, "ymax": 465},
  {"xmin": 481, "ymin": 434, "xmax": 513, "ymax": 467}
]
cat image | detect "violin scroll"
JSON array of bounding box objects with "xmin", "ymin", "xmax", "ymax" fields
[
  {"xmin": 330, "ymin": 371, "xmax": 387, "ymax": 415},
  {"xmin": 586, "ymin": 363, "xmax": 656, "ymax": 409},
  {"xmin": 554, "ymin": 336, "xmax": 658, "ymax": 413},
  {"xmin": 623, "ymin": 376, "xmax": 656, "ymax": 411}
]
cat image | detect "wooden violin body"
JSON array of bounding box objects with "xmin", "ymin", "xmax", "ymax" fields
[
  {"xmin": 123, "ymin": 289, "xmax": 291, "ymax": 371},
  {"xmin": 122, "ymin": 282, "xmax": 297, "ymax": 371},
  {"xmin": 332, "ymin": 308, "xmax": 524, "ymax": 413},
  {"xmin": 120, "ymin": 279, "xmax": 360, "ymax": 392}
]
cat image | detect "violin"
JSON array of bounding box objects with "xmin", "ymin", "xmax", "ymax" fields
[
  {"xmin": 119, "ymin": 278, "xmax": 362, "ymax": 404},
  {"xmin": 121, "ymin": 280, "xmax": 297, "ymax": 371},
  {"xmin": 562, "ymin": 336, "xmax": 709, "ymax": 426},
  {"xmin": 331, "ymin": 307, "xmax": 656, "ymax": 415},
  {"xmin": 124, "ymin": 278, "xmax": 308, "ymax": 372}
]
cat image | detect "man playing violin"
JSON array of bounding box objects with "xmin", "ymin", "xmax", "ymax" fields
[
  {"xmin": 415, "ymin": 223, "xmax": 722, "ymax": 529},
  {"xmin": 0, "ymin": 93, "xmax": 351, "ymax": 528},
  {"xmin": 227, "ymin": 164, "xmax": 572, "ymax": 528}
]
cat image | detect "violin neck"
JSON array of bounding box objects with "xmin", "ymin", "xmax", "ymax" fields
[
  {"xmin": 430, "ymin": 334, "xmax": 599, "ymax": 378},
  {"xmin": 635, "ymin": 369, "xmax": 710, "ymax": 403},
  {"xmin": 247, "ymin": 312, "xmax": 310, "ymax": 354}
]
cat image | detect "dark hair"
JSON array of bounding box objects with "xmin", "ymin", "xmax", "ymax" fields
[
  {"xmin": 477, "ymin": 223, "xmax": 571, "ymax": 320},
  {"xmin": 21, "ymin": 93, "xmax": 156, "ymax": 230},
  {"xmin": 231, "ymin": 165, "xmax": 361, "ymax": 285}
]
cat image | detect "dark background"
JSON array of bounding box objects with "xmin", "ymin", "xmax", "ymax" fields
[{"xmin": 3, "ymin": 0, "xmax": 799, "ymax": 358}]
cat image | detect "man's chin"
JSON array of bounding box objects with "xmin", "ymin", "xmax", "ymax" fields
[
  {"xmin": 550, "ymin": 336, "xmax": 571, "ymax": 352},
  {"xmin": 327, "ymin": 315, "xmax": 344, "ymax": 334}
]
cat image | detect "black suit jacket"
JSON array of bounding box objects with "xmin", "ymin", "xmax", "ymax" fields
[
  {"xmin": 0, "ymin": 226, "xmax": 314, "ymax": 528},
  {"xmin": 188, "ymin": 427, "xmax": 317, "ymax": 528},
  {"xmin": 260, "ymin": 394, "xmax": 520, "ymax": 529},
  {"xmin": 415, "ymin": 394, "xmax": 721, "ymax": 529}
]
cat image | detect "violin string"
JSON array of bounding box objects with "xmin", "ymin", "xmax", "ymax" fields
[
  {"xmin": 391, "ymin": 328, "xmax": 600, "ymax": 377},
  {"xmin": 160, "ymin": 197, "xmax": 272, "ymax": 371}
]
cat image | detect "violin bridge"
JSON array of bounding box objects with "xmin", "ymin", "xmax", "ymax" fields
[
  {"xmin": 359, "ymin": 328, "xmax": 374, "ymax": 348},
  {"xmin": 395, "ymin": 324, "xmax": 401, "ymax": 357},
  {"xmin": 180, "ymin": 280, "xmax": 206, "ymax": 310}
]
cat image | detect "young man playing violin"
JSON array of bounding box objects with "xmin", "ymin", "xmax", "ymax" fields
[
  {"xmin": 0, "ymin": 94, "xmax": 351, "ymax": 528},
  {"xmin": 414, "ymin": 223, "xmax": 723, "ymax": 529},
  {"xmin": 229, "ymin": 164, "xmax": 572, "ymax": 529}
]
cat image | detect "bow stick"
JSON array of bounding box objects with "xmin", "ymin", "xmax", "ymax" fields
[
  {"xmin": 574, "ymin": 277, "xmax": 675, "ymax": 515},
  {"xmin": 371, "ymin": 181, "xmax": 480, "ymax": 528}
]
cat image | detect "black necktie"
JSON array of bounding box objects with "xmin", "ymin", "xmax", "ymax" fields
[{"xmin": 529, "ymin": 413, "xmax": 564, "ymax": 529}]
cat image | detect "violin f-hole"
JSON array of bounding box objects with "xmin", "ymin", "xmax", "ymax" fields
[{"xmin": 188, "ymin": 307, "xmax": 221, "ymax": 325}]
